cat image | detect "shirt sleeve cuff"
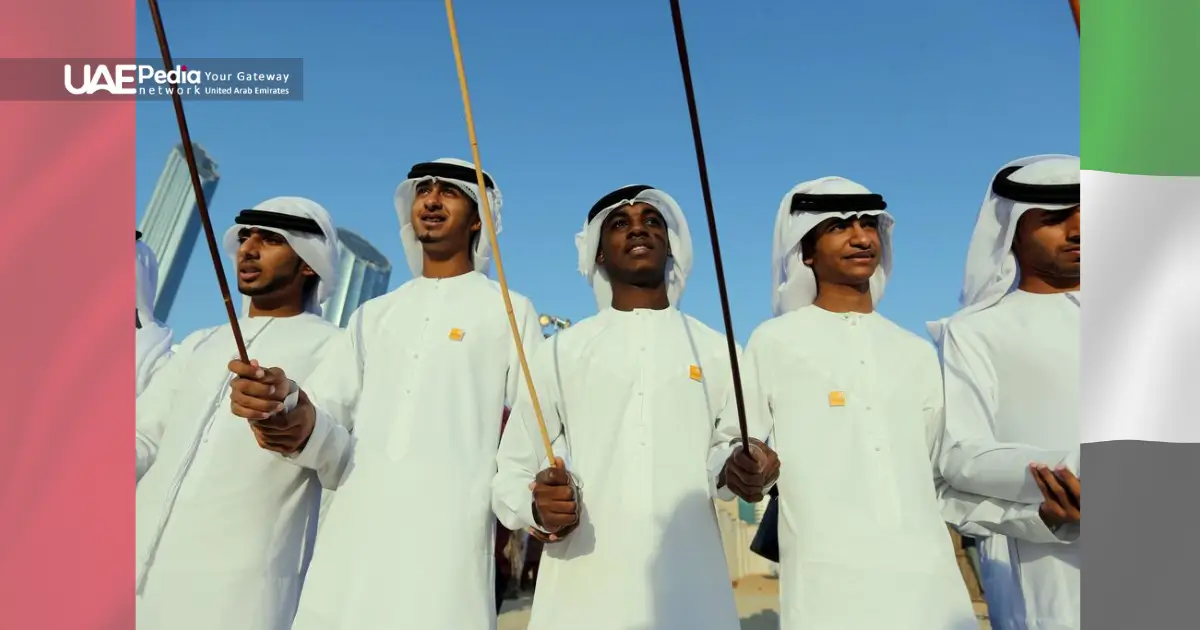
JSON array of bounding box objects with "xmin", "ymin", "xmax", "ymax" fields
[
  {"xmin": 1015, "ymin": 503, "xmax": 1080, "ymax": 544},
  {"xmin": 281, "ymin": 406, "xmax": 333, "ymax": 469},
  {"xmin": 524, "ymin": 500, "xmax": 550, "ymax": 534},
  {"xmin": 708, "ymin": 442, "xmax": 738, "ymax": 501},
  {"xmin": 282, "ymin": 379, "xmax": 300, "ymax": 413}
]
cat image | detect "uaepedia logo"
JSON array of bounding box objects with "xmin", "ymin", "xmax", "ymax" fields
[
  {"xmin": 63, "ymin": 63, "xmax": 201, "ymax": 95},
  {"xmin": 28, "ymin": 58, "xmax": 302, "ymax": 101}
]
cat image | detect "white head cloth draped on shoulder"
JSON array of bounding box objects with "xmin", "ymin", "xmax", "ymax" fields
[
  {"xmin": 392, "ymin": 157, "xmax": 503, "ymax": 277},
  {"xmin": 771, "ymin": 177, "xmax": 894, "ymax": 316},
  {"xmin": 221, "ymin": 196, "xmax": 342, "ymax": 316},
  {"xmin": 575, "ymin": 184, "xmax": 694, "ymax": 311},
  {"xmin": 136, "ymin": 231, "xmax": 174, "ymax": 396},
  {"xmin": 925, "ymin": 154, "xmax": 1080, "ymax": 341}
]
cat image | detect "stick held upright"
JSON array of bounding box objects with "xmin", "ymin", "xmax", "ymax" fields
[
  {"xmin": 145, "ymin": 0, "xmax": 248, "ymax": 362},
  {"xmin": 443, "ymin": 0, "xmax": 557, "ymax": 466},
  {"xmin": 666, "ymin": 0, "xmax": 750, "ymax": 448}
]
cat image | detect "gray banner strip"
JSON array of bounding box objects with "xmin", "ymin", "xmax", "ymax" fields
[{"xmin": 1082, "ymin": 440, "xmax": 1199, "ymax": 629}]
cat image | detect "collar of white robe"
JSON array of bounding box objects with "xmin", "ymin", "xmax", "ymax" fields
[
  {"xmin": 925, "ymin": 154, "xmax": 1080, "ymax": 342},
  {"xmin": 771, "ymin": 176, "xmax": 895, "ymax": 317},
  {"xmin": 392, "ymin": 157, "xmax": 503, "ymax": 278},
  {"xmin": 574, "ymin": 184, "xmax": 694, "ymax": 312},
  {"xmin": 221, "ymin": 196, "xmax": 342, "ymax": 317}
]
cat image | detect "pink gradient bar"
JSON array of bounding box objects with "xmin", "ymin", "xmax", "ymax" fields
[{"xmin": 0, "ymin": 0, "xmax": 134, "ymax": 627}]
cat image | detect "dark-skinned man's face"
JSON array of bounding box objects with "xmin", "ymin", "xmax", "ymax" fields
[
  {"xmin": 595, "ymin": 202, "xmax": 671, "ymax": 286},
  {"xmin": 1012, "ymin": 205, "xmax": 1080, "ymax": 281},
  {"xmin": 802, "ymin": 214, "xmax": 883, "ymax": 286},
  {"xmin": 235, "ymin": 227, "xmax": 314, "ymax": 299},
  {"xmin": 410, "ymin": 180, "xmax": 481, "ymax": 254}
]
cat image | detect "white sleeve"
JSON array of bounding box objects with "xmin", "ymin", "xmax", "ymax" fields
[
  {"xmin": 135, "ymin": 333, "xmax": 175, "ymax": 398},
  {"xmin": 135, "ymin": 332, "xmax": 199, "ymax": 481},
  {"xmin": 285, "ymin": 310, "xmax": 366, "ymax": 490},
  {"xmin": 939, "ymin": 322, "xmax": 1077, "ymax": 504},
  {"xmin": 493, "ymin": 339, "xmax": 570, "ymax": 533},
  {"xmin": 708, "ymin": 328, "xmax": 775, "ymax": 503},
  {"xmin": 925, "ymin": 364, "xmax": 1077, "ymax": 544}
]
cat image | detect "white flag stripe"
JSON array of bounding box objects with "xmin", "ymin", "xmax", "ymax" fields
[{"xmin": 1082, "ymin": 170, "xmax": 1200, "ymax": 443}]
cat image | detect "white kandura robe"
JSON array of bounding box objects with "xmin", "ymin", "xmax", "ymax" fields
[
  {"xmin": 939, "ymin": 290, "xmax": 1081, "ymax": 630},
  {"xmin": 136, "ymin": 239, "xmax": 173, "ymax": 396},
  {"xmin": 709, "ymin": 306, "xmax": 981, "ymax": 630},
  {"xmin": 285, "ymin": 271, "xmax": 542, "ymax": 630},
  {"xmin": 494, "ymin": 307, "xmax": 741, "ymax": 630},
  {"xmin": 135, "ymin": 313, "xmax": 339, "ymax": 630}
]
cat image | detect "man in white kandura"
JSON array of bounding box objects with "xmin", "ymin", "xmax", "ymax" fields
[
  {"xmin": 135, "ymin": 197, "xmax": 342, "ymax": 630},
  {"xmin": 493, "ymin": 185, "xmax": 744, "ymax": 630},
  {"xmin": 136, "ymin": 230, "xmax": 174, "ymax": 396},
  {"xmin": 710, "ymin": 177, "xmax": 986, "ymax": 629},
  {"xmin": 228, "ymin": 158, "xmax": 542, "ymax": 630},
  {"xmin": 927, "ymin": 155, "xmax": 1082, "ymax": 630}
]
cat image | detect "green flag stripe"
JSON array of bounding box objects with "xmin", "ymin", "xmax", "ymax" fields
[{"xmin": 1081, "ymin": 2, "xmax": 1200, "ymax": 176}]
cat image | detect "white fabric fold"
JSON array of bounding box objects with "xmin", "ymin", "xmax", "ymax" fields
[
  {"xmin": 136, "ymin": 239, "xmax": 174, "ymax": 396},
  {"xmin": 574, "ymin": 187, "xmax": 693, "ymax": 311},
  {"xmin": 392, "ymin": 157, "xmax": 503, "ymax": 278},
  {"xmin": 771, "ymin": 177, "xmax": 894, "ymax": 316}
]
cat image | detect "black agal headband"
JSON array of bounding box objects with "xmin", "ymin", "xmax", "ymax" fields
[
  {"xmin": 587, "ymin": 184, "xmax": 656, "ymax": 223},
  {"xmin": 407, "ymin": 161, "xmax": 495, "ymax": 190},
  {"xmin": 789, "ymin": 193, "xmax": 887, "ymax": 214},
  {"xmin": 991, "ymin": 165, "xmax": 1080, "ymax": 205},
  {"xmin": 234, "ymin": 209, "xmax": 324, "ymax": 236}
]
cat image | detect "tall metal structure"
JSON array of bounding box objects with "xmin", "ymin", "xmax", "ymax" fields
[
  {"xmin": 137, "ymin": 142, "xmax": 220, "ymax": 321},
  {"xmin": 320, "ymin": 227, "xmax": 392, "ymax": 328}
]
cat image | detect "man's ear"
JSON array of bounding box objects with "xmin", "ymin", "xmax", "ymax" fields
[
  {"xmin": 300, "ymin": 261, "xmax": 316, "ymax": 277},
  {"xmin": 595, "ymin": 250, "xmax": 605, "ymax": 265}
]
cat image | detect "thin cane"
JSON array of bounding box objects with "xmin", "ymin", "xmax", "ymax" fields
[
  {"xmin": 1068, "ymin": 0, "xmax": 1080, "ymax": 35},
  {"xmin": 145, "ymin": 0, "xmax": 249, "ymax": 362},
  {"xmin": 666, "ymin": 0, "xmax": 750, "ymax": 448},
  {"xmin": 444, "ymin": 0, "xmax": 557, "ymax": 466}
]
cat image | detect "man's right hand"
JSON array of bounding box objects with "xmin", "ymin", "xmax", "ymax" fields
[
  {"xmin": 1031, "ymin": 464, "xmax": 1081, "ymax": 528},
  {"xmin": 228, "ymin": 360, "xmax": 314, "ymax": 455},
  {"xmin": 530, "ymin": 457, "xmax": 579, "ymax": 540},
  {"xmin": 228, "ymin": 359, "xmax": 290, "ymax": 418},
  {"xmin": 721, "ymin": 438, "xmax": 781, "ymax": 503}
]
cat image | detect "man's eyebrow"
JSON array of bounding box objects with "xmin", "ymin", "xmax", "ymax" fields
[{"xmin": 605, "ymin": 207, "xmax": 631, "ymax": 223}]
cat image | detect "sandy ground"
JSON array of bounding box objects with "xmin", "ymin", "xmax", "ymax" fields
[{"xmin": 497, "ymin": 575, "xmax": 991, "ymax": 629}]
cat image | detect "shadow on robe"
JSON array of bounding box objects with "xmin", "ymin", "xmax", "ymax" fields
[{"xmin": 639, "ymin": 490, "xmax": 748, "ymax": 630}]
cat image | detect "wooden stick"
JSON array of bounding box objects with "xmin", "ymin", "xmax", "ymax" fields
[
  {"xmin": 444, "ymin": 0, "xmax": 556, "ymax": 466},
  {"xmin": 145, "ymin": 0, "xmax": 248, "ymax": 362},
  {"xmin": 1069, "ymin": 0, "xmax": 1080, "ymax": 35},
  {"xmin": 667, "ymin": 0, "xmax": 751, "ymax": 448}
]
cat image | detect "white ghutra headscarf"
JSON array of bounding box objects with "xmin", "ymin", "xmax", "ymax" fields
[
  {"xmin": 392, "ymin": 157, "xmax": 503, "ymax": 278},
  {"xmin": 136, "ymin": 232, "xmax": 174, "ymax": 397},
  {"xmin": 221, "ymin": 196, "xmax": 342, "ymax": 317},
  {"xmin": 771, "ymin": 177, "xmax": 894, "ymax": 316},
  {"xmin": 926, "ymin": 154, "xmax": 1080, "ymax": 341},
  {"xmin": 575, "ymin": 184, "xmax": 694, "ymax": 311}
]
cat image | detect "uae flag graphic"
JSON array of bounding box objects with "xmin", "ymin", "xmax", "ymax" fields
[{"xmin": 1082, "ymin": 3, "xmax": 1200, "ymax": 630}]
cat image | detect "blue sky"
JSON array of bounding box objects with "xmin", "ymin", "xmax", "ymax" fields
[{"xmin": 136, "ymin": 0, "xmax": 1079, "ymax": 343}]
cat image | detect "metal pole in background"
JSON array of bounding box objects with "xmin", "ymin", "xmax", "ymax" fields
[{"xmin": 539, "ymin": 313, "xmax": 572, "ymax": 338}]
